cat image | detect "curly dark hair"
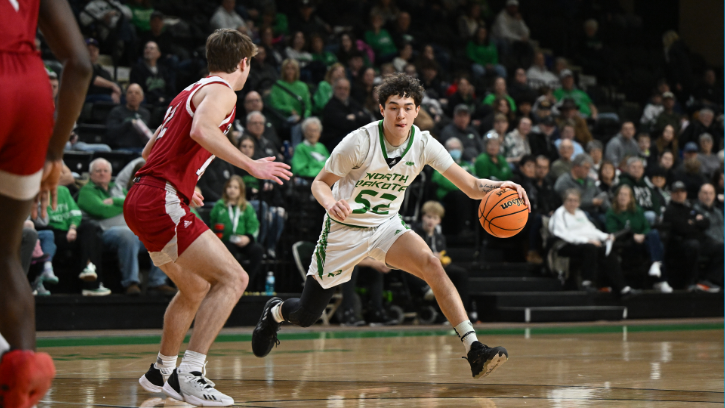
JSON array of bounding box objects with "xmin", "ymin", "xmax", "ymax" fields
[{"xmin": 376, "ymin": 73, "xmax": 425, "ymax": 107}]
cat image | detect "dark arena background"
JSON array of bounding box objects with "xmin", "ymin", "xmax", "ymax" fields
[{"xmin": 19, "ymin": 0, "xmax": 725, "ymax": 406}]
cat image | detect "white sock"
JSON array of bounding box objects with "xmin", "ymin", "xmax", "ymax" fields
[
  {"xmin": 43, "ymin": 261, "xmax": 53, "ymax": 272},
  {"xmin": 154, "ymin": 352, "xmax": 177, "ymax": 373},
  {"xmin": 454, "ymin": 320, "xmax": 479, "ymax": 354},
  {"xmin": 178, "ymin": 350, "xmax": 206, "ymax": 374},
  {"xmin": 0, "ymin": 333, "xmax": 9, "ymax": 356},
  {"xmin": 271, "ymin": 302, "xmax": 285, "ymax": 323}
]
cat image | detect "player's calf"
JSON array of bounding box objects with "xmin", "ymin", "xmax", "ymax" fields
[{"xmin": 0, "ymin": 350, "xmax": 56, "ymax": 408}]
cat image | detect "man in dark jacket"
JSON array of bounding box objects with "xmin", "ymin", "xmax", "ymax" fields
[
  {"xmin": 528, "ymin": 115, "xmax": 559, "ymax": 162},
  {"xmin": 106, "ymin": 84, "xmax": 151, "ymax": 151},
  {"xmin": 618, "ymin": 157, "xmax": 661, "ymax": 224},
  {"xmin": 679, "ymin": 108, "xmax": 722, "ymax": 147},
  {"xmin": 321, "ymin": 78, "xmax": 369, "ymax": 151},
  {"xmin": 439, "ymin": 105, "xmax": 484, "ymax": 162},
  {"xmin": 663, "ymin": 181, "xmax": 721, "ymax": 292},
  {"xmin": 129, "ymin": 41, "xmax": 174, "ymax": 106}
]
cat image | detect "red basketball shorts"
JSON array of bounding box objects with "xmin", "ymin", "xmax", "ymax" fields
[
  {"xmin": 0, "ymin": 52, "xmax": 55, "ymax": 200},
  {"xmin": 124, "ymin": 176, "xmax": 208, "ymax": 266}
]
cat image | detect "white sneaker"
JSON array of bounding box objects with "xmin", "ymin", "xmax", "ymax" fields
[
  {"xmin": 41, "ymin": 267, "xmax": 59, "ymax": 284},
  {"xmin": 648, "ymin": 262, "xmax": 662, "ymax": 278},
  {"xmin": 82, "ymin": 283, "xmax": 111, "ymax": 296},
  {"xmin": 33, "ymin": 279, "xmax": 51, "ymax": 296},
  {"xmin": 653, "ymin": 281, "xmax": 673, "ymax": 293},
  {"xmin": 79, "ymin": 263, "xmax": 98, "ymax": 281},
  {"xmin": 163, "ymin": 367, "xmax": 234, "ymax": 406}
]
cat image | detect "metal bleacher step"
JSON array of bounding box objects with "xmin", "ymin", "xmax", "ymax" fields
[
  {"xmin": 474, "ymin": 291, "xmax": 591, "ymax": 308},
  {"xmin": 469, "ymin": 277, "xmax": 562, "ymax": 293},
  {"xmin": 496, "ymin": 306, "xmax": 627, "ymax": 323}
]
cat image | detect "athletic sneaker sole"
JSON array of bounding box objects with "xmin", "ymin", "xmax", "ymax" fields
[
  {"xmin": 138, "ymin": 374, "xmax": 163, "ymax": 393},
  {"xmin": 162, "ymin": 382, "xmax": 233, "ymax": 407},
  {"xmin": 474, "ymin": 352, "xmax": 508, "ymax": 379},
  {"xmin": 162, "ymin": 381, "xmax": 184, "ymax": 402}
]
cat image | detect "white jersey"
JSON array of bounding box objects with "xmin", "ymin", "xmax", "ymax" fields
[{"xmin": 324, "ymin": 120, "xmax": 454, "ymax": 228}]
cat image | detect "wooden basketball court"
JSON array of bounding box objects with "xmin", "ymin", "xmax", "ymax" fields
[{"xmin": 36, "ymin": 318, "xmax": 723, "ymax": 407}]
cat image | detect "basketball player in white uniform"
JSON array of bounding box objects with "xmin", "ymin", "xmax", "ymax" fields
[{"xmin": 252, "ymin": 73, "xmax": 530, "ymax": 378}]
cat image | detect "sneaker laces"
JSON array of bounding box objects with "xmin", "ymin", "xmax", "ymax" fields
[{"xmin": 183, "ymin": 362, "xmax": 216, "ymax": 389}]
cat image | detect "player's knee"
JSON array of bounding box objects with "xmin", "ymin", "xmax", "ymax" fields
[
  {"xmin": 223, "ymin": 268, "xmax": 247, "ymax": 299},
  {"xmin": 182, "ymin": 282, "xmax": 210, "ymax": 305},
  {"xmin": 423, "ymin": 253, "xmax": 444, "ymax": 274}
]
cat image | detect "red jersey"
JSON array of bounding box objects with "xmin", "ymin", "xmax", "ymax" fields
[
  {"xmin": 0, "ymin": 0, "xmax": 41, "ymax": 54},
  {"xmin": 135, "ymin": 76, "xmax": 236, "ymax": 201}
]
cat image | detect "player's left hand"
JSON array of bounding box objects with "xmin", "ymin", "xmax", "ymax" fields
[
  {"xmin": 37, "ymin": 159, "xmax": 64, "ymax": 219},
  {"xmin": 499, "ymin": 181, "xmax": 531, "ymax": 213},
  {"xmin": 250, "ymin": 157, "xmax": 292, "ymax": 185},
  {"xmin": 191, "ymin": 190, "xmax": 204, "ymax": 207}
]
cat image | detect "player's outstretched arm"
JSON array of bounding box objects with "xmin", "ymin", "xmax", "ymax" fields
[
  {"xmin": 442, "ymin": 163, "xmax": 531, "ymax": 211},
  {"xmin": 312, "ymin": 169, "xmax": 351, "ymax": 220},
  {"xmin": 37, "ymin": 0, "xmax": 93, "ymax": 216},
  {"xmin": 190, "ymin": 85, "xmax": 291, "ymax": 184}
]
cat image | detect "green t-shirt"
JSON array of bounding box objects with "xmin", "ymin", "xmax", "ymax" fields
[
  {"xmin": 474, "ymin": 153, "xmax": 512, "ymax": 181},
  {"xmin": 605, "ymin": 206, "xmax": 650, "ymax": 235},
  {"xmin": 128, "ymin": 5, "xmax": 154, "ymax": 32},
  {"xmin": 77, "ymin": 181, "xmax": 126, "ymax": 220},
  {"xmin": 364, "ymin": 29, "xmax": 397, "ymax": 56},
  {"xmin": 45, "ymin": 186, "xmax": 82, "ymax": 231},
  {"xmin": 312, "ymin": 80, "xmax": 332, "ymax": 115},
  {"xmin": 466, "ymin": 41, "xmax": 499, "ymax": 65},
  {"xmin": 312, "ymin": 51, "xmax": 338, "ymax": 67},
  {"xmin": 291, "ymin": 141, "xmax": 330, "ymax": 178},
  {"xmin": 482, "ymin": 94, "xmax": 517, "ymax": 112},
  {"xmin": 432, "ymin": 161, "xmax": 475, "ymax": 200},
  {"xmin": 553, "ymin": 87, "xmax": 593, "ymax": 117},
  {"xmin": 209, "ymin": 200, "xmax": 260, "ymax": 242},
  {"xmin": 269, "ymin": 80, "xmax": 312, "ymax": 118}
]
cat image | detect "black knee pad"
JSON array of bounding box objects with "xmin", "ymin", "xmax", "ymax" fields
[{"xmin": 288, "ymin": 305, "xmax": 322, "ymax": 327}]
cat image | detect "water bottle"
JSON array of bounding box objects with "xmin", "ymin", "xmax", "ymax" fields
[
  {"xmin": 282, "ymin": 140, "xmax": 291, "ymax": 162},
  {"xmin": 265, "ymin": 271, "xmax": 275, "ymax": 295}
]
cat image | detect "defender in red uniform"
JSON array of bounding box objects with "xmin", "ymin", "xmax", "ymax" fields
[
  {"xmin": 127, "ymin": 29, "xmax": 290, "ymax": 406},
  {"xmin": 0, "ymin": 0, "xmax": 92, "ymax": 406}
]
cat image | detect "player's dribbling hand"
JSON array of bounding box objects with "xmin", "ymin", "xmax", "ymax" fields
[
  {"xmin": 250, "ymin": 157, "xmax": 292, "ymax": 185},
  {"xmin": 499, "ymin": 181, "xmax": 532, "ymax": 213},
  {"xmin": 191, "ymin": 190, "xmax": 204, "ymax": 207},
  {"xmin": 38, "ymin": 159, "xmax": 64, "ymax": 219},
  {"xmin": 326, "ymin": 199, "xmax": 352, "ymax": 221}
]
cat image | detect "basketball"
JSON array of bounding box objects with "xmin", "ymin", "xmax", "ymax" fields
[{"xmin": 478, "ymin": 188, "xmax": 529, "ymax": 238}]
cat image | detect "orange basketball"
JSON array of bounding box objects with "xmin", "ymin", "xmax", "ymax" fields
[{"xmin": 478, "ymin": 188, "xmax": 529, "ymax": 238}]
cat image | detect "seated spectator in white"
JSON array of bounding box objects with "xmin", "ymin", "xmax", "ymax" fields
[
  {"xmin": 244, "ymin": 111, "xmax": 282, "ymax": 162},
  {"xmin": 605, "ymin": 184, "xmax": 672, "ymax": 293},
  {"xmin": 527, "ymin": 50, "xmax": 560, "ymax": 89},
  {"xmin": 210, "ymin": 0, "xmax": 249, "ymax": 33},
  {"xmin": 79, "ymin": 0, "xmax": 133, "ymax": 43},
  {"xmin": 32, "ymin": 186, "xmax": 110, "ymax": 296},
  {"xmin": 605, "ymin": 121, "xmax": 639, "ymax": 169},
  {"xmin": 503, "ymin": 117, "xmax": 532, "ymax": 165},
  {"xmin": 210, "ymin": 176, "xmax": 265, "ymax": 290},
  {"xmin": 106, "ymin": 84, "xmax": 151, "ymax": 152},
  {"xmin": 697, "ymin": 133, "xmax": 720, "ymax": 178},
  {"xmin": 550, "ymin": 139, "xmax": 575, "ymax": 180},
  {"xmin": 291, "ymin": 117, "xmax": 329, "ymax": 178},
  {"xmin": 663, "ymin": 182, "xmax": 721, "ymax": 291},
  {"xmin": 640, "ymin": 92, "xmax": 663, "ymax": 131},
  {"xmin": 617, "ymin": 157, "xmax": 662, "ymax": 225},
  {"xmin": 586, "ymin": 140, "xmax": 604, "ymax": 179},
  {"xmin": 129, "ymin": 41, "xmax": 174, "ymax": 106},
  {"xmin": 440, "ymin": 104, "xmax": 484, "ymax": 162},
  {"xmin": 680, "ymin": 108, "xmax": 721, "ymax": 147},
  {"xmin": 674, "ymin": 147, "xmax": 708, "ymax": 199},
  {"xmin": 555, "ymin": 154, "xmax": 609, "ymax": 217},
  {"xmin": 241, "ymin": 91, "xmax": 281, "ymax": 149},
  {"xmin": 553, "ymin": 70, "xmax": 598, "ymax": 119},
  {"xmin": 554, "ymin": 122, "xmax": 584, "ymax": 157},
  {"xmin": 84, "ymin": 38, "xmax": 121, "ymax": 103},
  {"xmin": 321, "ymin": 78, "xmax": 369, "ymax": 151},
  {"xmin": 285, "ymin": 31, "xmax": 313, "ymax": 69},
  {"xmin": 77, "ymin": 158, "xmax": 173, "ymax": 295},
  {"xmin": 491, "ymin": 0, "xmax": 531, "ymax": 45},
  {"xmin": 549, "ymin": 189, "xmax": 633, "ymax": 296},
  {"xmin": 433, "ymin": 137, "xmax": 477, "ymax": 235}
]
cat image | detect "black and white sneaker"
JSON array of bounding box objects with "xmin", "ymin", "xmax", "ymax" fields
[
  {"xmin": 139, "ymin": 363, "xmax": 172, "ymax": 393},
  {"xmin": 162, "ymin": 367, "xmax": 234, "ymax": 406},
  {"xmin": 252, "ymin": 297, "xmax": 283, "ymax": 357},
  {"xmin": 464, "ymin": 341, "xmax": 508, "ymax": 379}
]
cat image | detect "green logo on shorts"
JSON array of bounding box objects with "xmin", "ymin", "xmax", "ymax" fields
[{"xmin": 327, "ymin": 270, "xmax": 343, "ymax": 278}]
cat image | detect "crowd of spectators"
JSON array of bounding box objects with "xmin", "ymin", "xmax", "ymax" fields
[{"xmin": 30, "ymin": 0, "xmax": 722, "ymax": 302}]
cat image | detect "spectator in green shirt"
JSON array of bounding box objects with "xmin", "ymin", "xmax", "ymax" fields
[
  {"xmin": 553, "ymin": 69, "xmax": 598, "ymax": 119},
  {"xmin": 310, "ymin": 33, "xmax": 338, "ymax": 67},
  {"xmin": 475, "ymin": 136, "xmax": 512, "ymax": 181},
  {"xmin": 312, "ymin": 63, "xmax": 345, "ymax": 115},
  {"xmin": 269, "ymin": 58, "xmax": 312, "ymax": 119},
  {"xmin": 128, "ymin": 0, "xmax": 153, "ymax": 32},
  {"xmin": 467, "ymin": 27, "xmax": 507, "ymax": 79},
  {"xmin": 364, "ymin": 13, "xmax": 398, "ymax": 63},
  {"xmin": 210, "ymin": 175, "xmax": 264, "ymax": 290},
  {"xmin": 292, "ymin": 117, "xmax": 330, "ymax": 178},
  {"xmin": 482, "ymin": 76, "xmax": 516, "ymax": 112}
]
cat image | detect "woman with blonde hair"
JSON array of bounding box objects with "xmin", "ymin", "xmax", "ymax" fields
[
  {"xmin": 269, "ymin": 58, "xmax": 312, "ymax": 119},
  {"xmin": 312, "ymin": 63, "xmax": 345, "ymax": 114},
  {"xmin": 210, "ymin": 175, "xmax": 265, "ymax": 290},
  {"xmin": 605, "ymin": 184, "xmax": 672, "ymax": 292}
]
